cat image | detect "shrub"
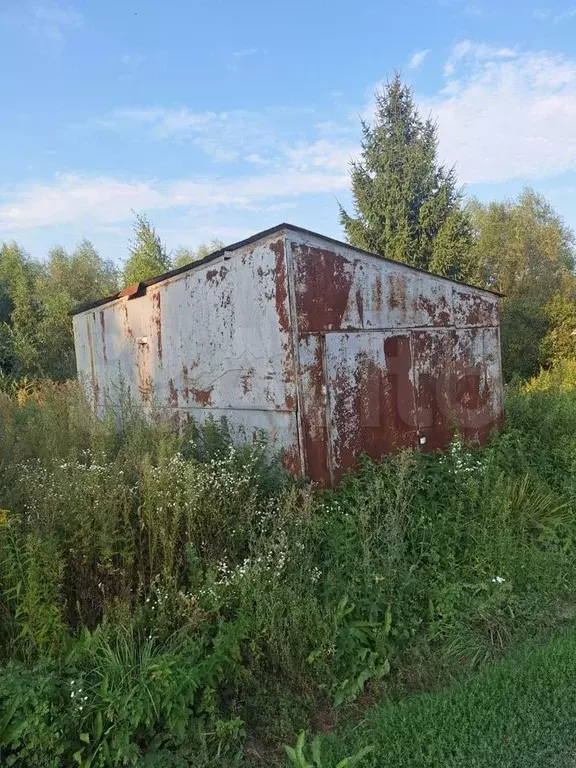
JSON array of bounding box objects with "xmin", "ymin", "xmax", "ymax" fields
[{"xmin": 1, "ymin": 376, "xmax": 576, "ymax": 763}]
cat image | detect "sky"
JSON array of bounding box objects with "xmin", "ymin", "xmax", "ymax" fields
[{"xmin": 1, "ymin": 0, "xmax": 576, "ymax": 265}]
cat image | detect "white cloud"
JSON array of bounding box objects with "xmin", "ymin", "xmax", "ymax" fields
[
  {"xmin": 102, "ymin": 105, "xmax": 355, "ymax": 170},
  {"xmin": 443, "ymin": 39, "xmax": 517, "ymax": 75},
  {"xmin": 464, "ymin": 4, "xmax": 483, "ymax": 17},
  {"xmin": 556, "ymin": 7, "xmax": 576, "ymax": 20},
  {"xmin": 408, "ymin": 49, "xmax": 431, "ymax": 70},
  {"xmin": 533, "ymin": 8, "xmax": 551, "ymax": 19},
  {"xmin": 533, "ymin": 7, "xmax": 576, "ymax": 21},
  {"xmin": 0, "ymin": 175, "xmax": 169, "ymax": 229},
  {"xmin": 121, "ymin": 53, "xmax": 145, "ymax": 67},
  {"xmin": 28, "ymin": 2, "xmax": 82, "ymax": 42},
  {"xmin": 0, "ymin": 167, "xmax": 349, "ymax": 231},
  {"xmin": 9, "ymin": 39, "xmax": 576, "ymax": 238},
  {"xmin": 110, "ymin": 107, "xmax": 219, "ymax": 140},
  {"xmin": 423, "ymin": 42, "xmax": 576, "ymax": 183},
  {"xmin": 246, "ymin": 153, "xmax": 270, "ymax": 165},
  {"xmin": 281, "ymin": 139, "xmax": 357, "ymax": 172},
  {"xmin": 232, "ymin": 47, "xmax": 258, "ymax": 58}
]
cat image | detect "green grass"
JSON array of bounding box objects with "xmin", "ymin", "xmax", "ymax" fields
[
  {"xmin": 3, "ymin": 377, "xmax": 576, "ymax": 765},
  {"xmin": 322, "ymin": 627, "xmax": 576, "ymax": 768}
]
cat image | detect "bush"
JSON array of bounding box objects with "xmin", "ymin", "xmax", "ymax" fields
[
  {"xmin": 1, "ymin": 376, "xmax": 576, "ymax": 764},
  {"xmin": 0, "ymin": 623, "xmax": 245, "ymax": 767}
]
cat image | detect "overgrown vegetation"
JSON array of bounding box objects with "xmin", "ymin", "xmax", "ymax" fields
[{"xmin": 1, "ymin": 371, "xmax": 576, "ymax": 765}]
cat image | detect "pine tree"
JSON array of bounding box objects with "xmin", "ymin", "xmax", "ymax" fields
[
  {"xmin": 340, "ymin": 73, "xmax": 473, "ymax": 280},
  {"xmin": 123, "ymin": 213, "xmax": 172, "ymax": 287}
]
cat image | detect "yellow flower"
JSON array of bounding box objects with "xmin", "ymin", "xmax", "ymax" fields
[{"xmin": 0, "ymin": 509, "xmax": 9, "ymax": 526}]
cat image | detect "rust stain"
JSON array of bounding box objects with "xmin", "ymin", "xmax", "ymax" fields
[
  {"xmin": 271, "ymin": 239, "xmax": 291, "ymax": 337},
  {"xmin": 152, "ymin": 291, "xmax": 163, "ymax": 363},
  {"xmin": 356, "ymin": 288, "xmax": 364, "ymax": 328},
  {"xmin": 86, "ymin": 315, "xmax": 100, "ymax": 407},
  {"xmin": 413, "ymin": 330, "xmax": 453, "ymax": 450},
  {"xmin": 454, "ymin": 290, "xmax": 498, "ymax": 327},
  {"xmin": 416, "ymin": 293, "xmax": 451, "ymax": 327},
  {"xmin": 206, "ymin": 265, "xmax": 229, "ymax": 285},
  {"xmin": 181, "ymin": 365, "xmax": 190, "ymax": 401},
  {"xmin": 122, "ymin": 303, "xmax": 133, "ymax": 339},
  {"xmin": 299, "ymin": 334, "xmax": 331, "ymax": 486},
  {"xmin": 412, "ymin": 328, "xmax": 500, "ymax": 450},
  {"xmin": 271, "ymin": 238, "xmax": 297, "ymax": 411},
  {"xmin": 99, "ymin": 310, "xmax": 108, "ymax": 366},
  {"xmin": 373, "ymin": 275, "xmax": 383, "ymax": 311},
  {"xmin": 136, "ymin": 330, "xmax": 152, "ymax": 405},
  {"xmin": 329, "ymin": 334, "xmax": 417, "ymax": 481},
  {"xmin": 388, "ymin": 275, "xmax": 407, "ymax": 314},
  {"xmin": 190, "ymin": 386, "xmax": 213, "ymax": 406},
  {"xmin": 168, "ymin": 378, "xmax": 178, "ymax": 407},
  {"xmin": 240, "ymin": 366, "xmax": 255, "ymax": 395},
  {"xmin": 293, "ymin": 244, "xmax": 352, "ymax": 332},
  {"xmin": 281, "ymin": 443, "xmax": 301, "ymax": 477},
  {"xmin": 119, "ymin": 282, "xmax": 143, "ymax": 298},
  {"xmin": 138, "ymin": 374, "xmax": 153, "ymax": 403}
]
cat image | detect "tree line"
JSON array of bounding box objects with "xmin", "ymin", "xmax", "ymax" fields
[
  {"xmin": 340, "ymin": 74, "xmax": 576, "ymax": 380},
  {"xmin": 0, "ymin": 219, "xmax": 223, "ymax": 382},
  {"xmin": 0, "ymin": 73, "xmax": 574, "ymax": 383}
]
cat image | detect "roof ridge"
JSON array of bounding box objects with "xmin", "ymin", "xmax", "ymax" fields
[{"xmin": 70, "ymin": 223, "xmax": 502, "ymax": 316}]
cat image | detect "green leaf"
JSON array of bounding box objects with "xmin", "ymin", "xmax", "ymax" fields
[
  {"xmin": 295, "ymin": 730, "xmax": 307, "ymax": 762},
  {"xmin": 383, "ymin": 605, "xmax": 392, "ymax": 636},
  {"xmin": 94, "ymin": 711, "xmax": 103, "ymax": 742},
  {"xmin": 311, "ymin": 735, "xmax": 322, "ymax": 767},
  {"xmin": 80, "ymin": 732, "xmax": 90, "ymax": 743},
  {"xmin": 284, "ymin": 745, "xmax": 299, "ymax": 766}
]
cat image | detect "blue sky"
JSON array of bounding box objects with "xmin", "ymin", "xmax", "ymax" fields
[{"xmin": 1, "ymin": 0, "xmax": 576, "ymax": 264}]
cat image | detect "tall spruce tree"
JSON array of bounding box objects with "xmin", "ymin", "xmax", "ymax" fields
[
  {"xmin": 123, "ymin": 213, "xmax": 172, "ymax": 287},
  {"xmin": 340, "ymin": 73, "xmax": 473, "ymax": 280}
]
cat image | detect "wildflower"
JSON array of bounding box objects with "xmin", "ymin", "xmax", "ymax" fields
[{"xmin": 491, "ymin": 576, "xmax": 506, "ymax": 584}]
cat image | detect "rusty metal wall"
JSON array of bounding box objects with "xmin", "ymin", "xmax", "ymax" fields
[
  {"xmin": 74, "ymin": 225, "xmax": 503, "ymax": 487},
  {"xmin": 73, "ymin": 234, "xmax": 301, "ymax": 473},
  {"xmin": 286, "ymin": 230, "xmax": 502, "ymax": 483}
]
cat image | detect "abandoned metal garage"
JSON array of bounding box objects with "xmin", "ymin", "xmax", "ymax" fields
[{"xmin": 72, "ymin": 224, "xmax": 503, "ymax": 486}]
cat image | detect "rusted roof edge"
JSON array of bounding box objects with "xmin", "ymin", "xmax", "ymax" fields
[{"xmin": 70, "ymin": 223, "xmax": 503, "ymax": 316}]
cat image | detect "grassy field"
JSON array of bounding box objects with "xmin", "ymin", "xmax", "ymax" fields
[
  {"xmin": 322, "ymin": 627, "xmax": 576, "ymax": 768},
  {"xmin": 1, "ymin": 367, "xmax": 576, "ymax": 766}
]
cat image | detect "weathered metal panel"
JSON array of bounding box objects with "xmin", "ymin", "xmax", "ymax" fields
[
  {"xmin": 324, "ymin": 331, "xmax": 418, "ymax": 480},
  {"xmin": 297, "ymin": 334, "xmax": 332, "ymax": 486},
  {"xmin": 412, "ymin": 327, "xmax": 503, "ymax": 451},
  {"xmin": 452, "ymin": 287, "xmax": 499, "ymax": 327},
  {"xmin": 291, "ymin": 241, "xmax": 455, "ymax": 332},
  {"xmin": 286, "ymin": 230, "xmax": 502, "ymax": 483},
  {"xmin": 73, "ymin": 235, "xmax": 301, "ymax": 470}
]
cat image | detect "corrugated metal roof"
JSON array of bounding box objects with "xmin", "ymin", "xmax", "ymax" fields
[{"xmin": 70, "ymin": 222, "xmax": 503, "ymax": 316}]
